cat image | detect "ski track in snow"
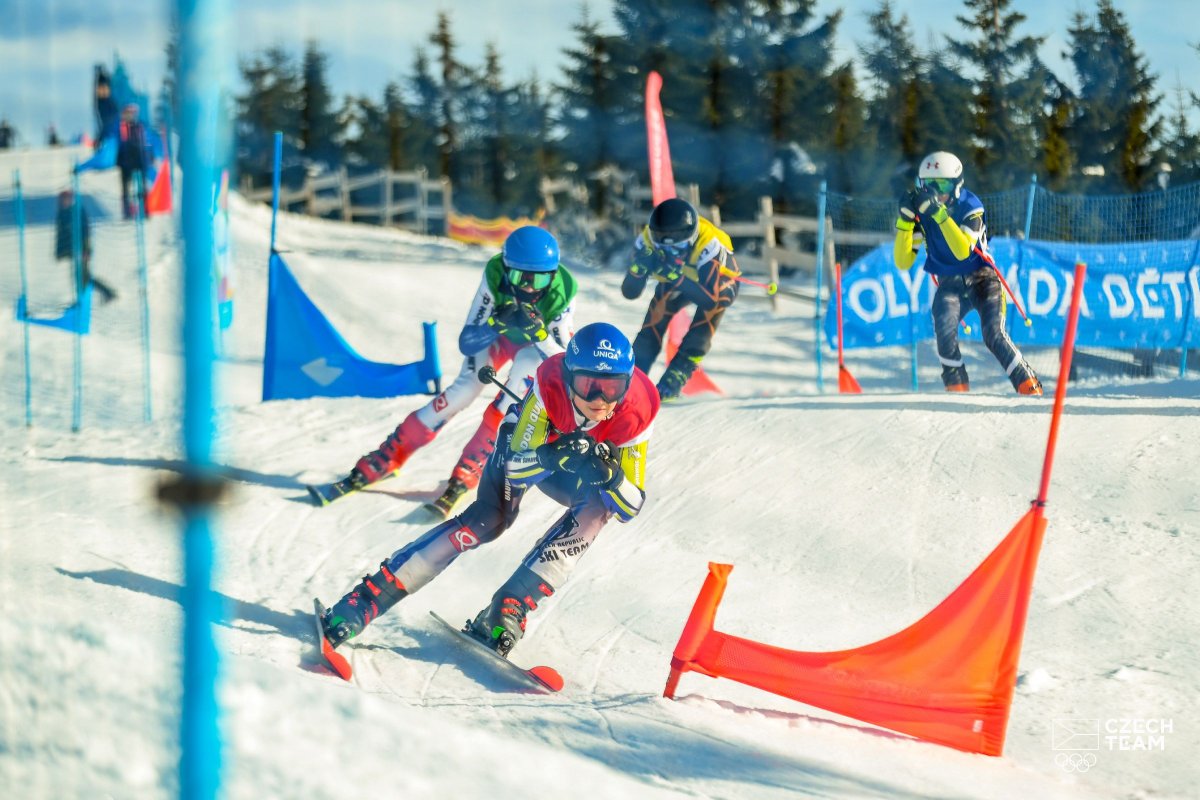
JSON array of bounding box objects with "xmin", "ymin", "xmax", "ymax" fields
[{"xmin": 2, "ymin": 145, "xmax": 1198, "ymax": 799}]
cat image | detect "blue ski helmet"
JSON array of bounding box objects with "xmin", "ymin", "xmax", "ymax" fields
[
  {"xmin": 502, "ymin": 226, "xmax": 559, "ymax": 273},
  {"xmin": 563, "ymin": 323, "xmax": 635, "ymax": 403}
]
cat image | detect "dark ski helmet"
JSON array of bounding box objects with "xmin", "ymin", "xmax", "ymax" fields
[{"xmin": 647, "ymin": 198, "xmax": 699, "ymax": 249}]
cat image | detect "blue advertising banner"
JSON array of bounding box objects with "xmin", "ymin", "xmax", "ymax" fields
[{"xmin": 826, "ymin": 238, "xmax": 1200, "ymax": 350}]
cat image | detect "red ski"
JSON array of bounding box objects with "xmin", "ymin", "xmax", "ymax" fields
[
  {"xmin": 428, "ymin": 610, "xmax": 563, "ymax": 693},
  {"xmin": 312, "ymin": 598, "xmax": 353, "ymax": 681}
]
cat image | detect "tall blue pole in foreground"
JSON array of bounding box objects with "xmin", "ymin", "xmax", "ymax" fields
[
  {"xmin": 71, "ymin": 166, "xmax": 84, "ymax": 432},
  {"xmin": 270, "ymin": 131, "xmax": 281, "ymax": 252},
  {"xmin": 175, "ymin": 1, "xmax": 228, "ymax": 797},
  {"xmin": 15, "ymin": 170, "xmax": 32, "ymax": 426},
  {"xmin": 135, "ymin": 171, "xmax": 153, "ymax": 421},
  {"xmin": 813, "ymin": 180, "xmax": 827, "ymax": 394}
]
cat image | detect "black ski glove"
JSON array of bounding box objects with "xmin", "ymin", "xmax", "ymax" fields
[
  {"xmin": 898, "ymin": 189, "xmax": 921, "ymax": 224},
  {"xmin": 575, "ymin": 446, "xmax": 621, "ymax": 489},
  {"xmin": 489, "ymin": 302, "xmax": 547, "ymax": 345},
  {"xmin": 915, "ymin": 185, "xmax": 949, "ymax": 224},
  {"xmin": 536, "ymin": 431, "xmax": 594, "ymax": 474},
  {"xmin": 621, "ymin": 267, "xmax": 649, "ymax": 300}
]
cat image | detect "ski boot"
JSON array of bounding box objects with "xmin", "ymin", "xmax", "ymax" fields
[
  {"xmin": 656, "ymin": 363, "xmax": 693, "ymax": 403},
  {"xmin": 465, "ymin": 608, "xmax": 520, "ymax": 658},
  {"xmin": 1016, "ymin": 376, "xmax": 1044, "ymax": 396},
  {"xmin": 352, "ymin": 414, "xmax": 437, "ymax": 485},
  {"xmin": 320, "ymin": 562, "xmax": 408, "ymax": 649},
  {"xmin": 425, "ymin": 477, "xmax": 471, "ymax": 520}
]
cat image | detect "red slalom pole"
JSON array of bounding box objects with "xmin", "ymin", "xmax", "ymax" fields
[
  {"xmin": 835, "ymin": 263, "xmax": 862, "ymax": 393},
  {"xmin": 1033, "ymin": 262, "xmax": 1086, "ymax": 516}
]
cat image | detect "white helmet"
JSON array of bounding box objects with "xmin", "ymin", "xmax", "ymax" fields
[{"xmin": 918, "ymin": 151, "xmax": 964, "ymax": 199}]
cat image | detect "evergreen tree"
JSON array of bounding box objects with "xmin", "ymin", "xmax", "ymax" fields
[
  {"xmin": 859, "ymin": 0, "xmax": 926, "ymax": 194},
  {"xmin": 826, "ymin": 62, "xmax": 868, "ymax": 193},
  {"xmin": 556, "ymin": 7, "xmax": 621, "ymax": 192},
  {"xmin": 477, "ymin": 43, "xmax": 512, "ymax": 213},
  {"xmin": 155, "ymin": 19, "xmax": 180, "ymax": 131},
  {"xmin": 406, "ymin": 50, "xmax": 442, "ymax": 173},
  {"xmin": 915, "ymin": 43, "xmax": 974, "ymax": 166},
  {"xmin": 236, "ymin": 46, "xmax": 302, "ymax": 179},
  {"xmin": 429, "ymin": 11, "xmax": 468, "ymax": 184},
  {"xmin": 1040, "ymin": 76, "xmax": 1075, "ymax": 191},
  {"xmin": 1158, "ymin": 81, "xmax": 1200, "ymax": 186},
  {"xmin": 341, "ymin": 94, "xmax": 388, "ymax": 167},
  {"xmin": 383, "ymin": 82, "xmax": 410, "ymax": 171},
  {"xmin": 950, "ymin": 0, "xmax": 1047, "ymax": 192},
  {"xmin": 1066, "ymin": 0, "xmax": 1162, "ymax": 191},
  {"xmin": 751, "ymin": 1, "xmax": 841, "ymax": 211},
  {"xmin": 300, "ymin": 40, "xmax": 340, "ymax": 164}
]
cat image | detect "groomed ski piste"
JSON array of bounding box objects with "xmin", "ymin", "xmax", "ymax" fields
[{"xmin": 2, "ymin": 145, "xmax": 1197, "ymax": 799}]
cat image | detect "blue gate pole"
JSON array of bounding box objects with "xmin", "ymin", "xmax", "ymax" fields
[
  {"xmin": 176, "ymin": 1, "xmax": 229, "ymax": 798},
  {"xmin": 1022, "ymin": 174, "xmax": 1038, "ymax": 241},
  {"xmin": 269, "ymin": 131, "xmax": 282, "ymax": 253},
  {"xmin": 71, "ymin": 165, "xmax": 84, "ymax": 432},
  {"xmin": 1182, "ymin": 258, "xmax": 1197, "ymax": 379},
  {"xmin": 909, "ymin": 298, "xmax": 919, "ymax": 392},
  {"xmin": 813, "ymin": 180, "xmax": 828, "ymax": 393},
  {"xmin": 15, "ymin": 170, "xmax": 32, "ymax": 427},
  {"xmin": 135, "ymin": 170, "xmax": 152, "ymax": 421}
]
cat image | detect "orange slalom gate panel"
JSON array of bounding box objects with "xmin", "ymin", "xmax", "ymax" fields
[
  {"xmin": 145, "ymin": 162, "xmax": 172, "ymax": 215},
  {"xmin": 667, "ymin": 511, "xmax": 1047, "ymax": 756},
  {"xmin": 664, "ymin": 311, "xmax": 723, "ymax": 397}
]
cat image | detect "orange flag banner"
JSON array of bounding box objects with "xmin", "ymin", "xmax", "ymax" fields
[
  {"xmin": 145, "ymin": 161, "xmax": 172, "ymax": 215},
  {"xmin": 834, "ymin": 262, "xmax": 861, "ymax": 393},
  {"xmin": 446, "ymin": 211, "xmax": 545, "ymax": 248},
  {"xmin": 667, "ymin": 516, "xmax": 1045, "ymax": 755},
  {"xmin": 644, "ymin": 71, "xmax": 676, "ymax": 206},
  {"xmin": 665, "ymin": 311, "xmax": 723, "ymax": 397}
]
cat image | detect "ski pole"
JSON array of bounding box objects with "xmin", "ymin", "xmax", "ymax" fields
[
  {"xmin": 478, "ymin": 365, "xmax": 525, "ymax": 404},
  {"xmin": 974, "ymin": 246, "xmax": 1032, "ymax": 326},
  {"xmin": 732, "ymin": 273, "xmax": 778, "ymax": 295}
]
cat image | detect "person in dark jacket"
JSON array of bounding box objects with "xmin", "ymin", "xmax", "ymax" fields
[
  {"xmin": 117, "ymin": 104, "xmax": 149, "ymax": 219},
  {"xmin": 55, "ymin": 190, "xmax": 116, "ymax": 303},
  {"xmin": 94, "ymin": 66, "xmax": 119, "ymax": 142}
]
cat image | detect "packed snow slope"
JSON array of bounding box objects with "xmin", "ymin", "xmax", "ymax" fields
[{"xmin": 1, "ymin": 146, "xmax": 1197, "ymax": 800}]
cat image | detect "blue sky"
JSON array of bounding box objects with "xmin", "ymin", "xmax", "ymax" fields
[{"xmin": 1, "ymin": 1, "xmax": 1196, "ymax": 146}]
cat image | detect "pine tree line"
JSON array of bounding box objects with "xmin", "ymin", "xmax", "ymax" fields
[{"xmin": 225, "ymin": 0, "xmax": 1200, "ymax": 221}]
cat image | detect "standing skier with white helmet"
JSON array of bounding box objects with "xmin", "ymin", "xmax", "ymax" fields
[
  {"xmin": 309, "ymin": 225, "xmax": 578, "ymax": 514},
  {"xmin": 315, "ymin": 322, "xmax": 660, "ymax": 659},
  {"xmin": 894, "ymin": 151, "xmax": 1043, "ymax": 395}
]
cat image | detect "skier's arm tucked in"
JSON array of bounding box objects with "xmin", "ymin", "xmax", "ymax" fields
[
  {"xmin": 600, "ymin": 433, "xmax": 649, "ymax": 522},
  {"xmin": 504, "ymin": 386, "xmax": 555, "ymax": 488}
]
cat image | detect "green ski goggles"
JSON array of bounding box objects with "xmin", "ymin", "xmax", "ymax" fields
[
  {"xmin": 921, "ymin": 177, "xmax": 957, "ymax": 195},
  {"xmin": 505, "ymin": 268, "xmax": 555, "ymax": 291}
]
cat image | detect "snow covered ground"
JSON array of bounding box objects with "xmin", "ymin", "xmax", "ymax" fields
[{"xmin": 1, "ymin": 145, "xmax": 1198, "ymax": 799}]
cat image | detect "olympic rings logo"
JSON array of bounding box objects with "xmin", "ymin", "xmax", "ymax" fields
[{"xmin": 1054, "ymin": 752, "xmax": 1097, "ymax": 773}]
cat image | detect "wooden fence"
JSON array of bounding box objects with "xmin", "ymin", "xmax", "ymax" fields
[
  {"xmin": 241, "ymin": 166, "xmax": 450, "ymax": 235},
  {"xmin": 541, "ymin": 175, "xmax": 892, "ymax": 310},
  {"xmin": 243, "ymin": 168, "xmax": 892, "ymax": 311}
]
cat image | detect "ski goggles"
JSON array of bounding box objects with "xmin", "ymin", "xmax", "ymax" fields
[
  {"xmin": 652, "ymin": 238, "xmax": 694, "ymax": 260},
  {"xmin": 568, "ymin": 370, "xmax": 630, "ymax": 403},
  {"xmin": 505, "ymin": 268, "xmax": 555, "ymax": 291},
  {"xmin": 921, "ymin": 177, "xmax": 957, "ymax": 195}
]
